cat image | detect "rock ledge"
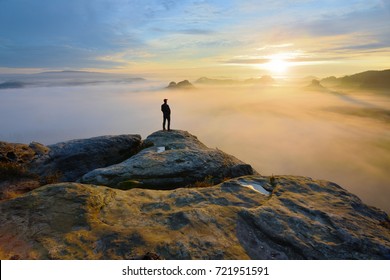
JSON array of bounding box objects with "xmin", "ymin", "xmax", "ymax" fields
[{"xmin": 81, "ymin": 130, "xmax": 257, "ymax": 189}]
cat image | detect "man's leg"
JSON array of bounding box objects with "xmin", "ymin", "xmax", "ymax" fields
[
  {"xmin": 167, "ymin": 116, "xmax": 171, "ymax": 131},
  {"xmin": 163, "ymin": 116, "xmax": 166, "ymax": 130}
]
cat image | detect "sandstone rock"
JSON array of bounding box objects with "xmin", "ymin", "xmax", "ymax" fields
[
  {"xmin": 0, "ymin": 135, "xmax": 142, "ymax": 200},
  {"xmin": 31, "ymin": 134, "xmax": 142, "ymax": 182},
  {"xmin": 1, "ymin": 131, "xmax": 389, "ymax": 260},
  {"xmin": 0, "ymin": 141, "xmax": 37, "ymax": 164},
  {"xmin": 0, "ymin": 141, "xmax": 42, "ymax": 199},
  {"xmin": 0, "ymin": 175, "xmax": 388, "ymax": 260},
  {"xmin": 81, "ymin": 130, "xmax": 257, "ymax": 189},
  {"xmin": 229, "ymin": 176, "xmax": 390, "ymax": 259},
  {"xmin": 29, "ymin": 142, "xmax": 50, "ymax": 157},
  {"xmin": 0, "ymin": 179, "xmax": 40, "ymax": 200}
]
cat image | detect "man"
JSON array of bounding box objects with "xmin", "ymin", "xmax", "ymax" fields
[{"xmin": 161, "ymin": 98, "xmax": 171, "ymax": 131}]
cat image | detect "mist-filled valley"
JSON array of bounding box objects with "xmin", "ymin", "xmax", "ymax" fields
[{"xmin": 1, "ymin": 77, "xmax": 389, "ymax": 213}]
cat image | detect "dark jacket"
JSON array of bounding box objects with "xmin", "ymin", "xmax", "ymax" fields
[{"xmin": 161, "ymin": 103, "xmax": 171, "ymax": 116}]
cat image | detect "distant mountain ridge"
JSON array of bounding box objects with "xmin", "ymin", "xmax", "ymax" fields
[
  {"xmin": 321, "ymin": 69, "xmax": 390, "ymax": 89},
  {"xmin": 36, "ymin": 70, "xmax": 109, "ymax": 76},
  {"xmin": 0, "ymin": 70, "xmax": 144, "ymax": 89},
  {"xmin": 195, "ymin": 75, "xmax": 275, "ymax": 85}
]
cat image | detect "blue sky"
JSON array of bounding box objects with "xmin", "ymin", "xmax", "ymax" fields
[{"xmin": 0, "ymin": 0, "xmax": 389, "ymax": 77}]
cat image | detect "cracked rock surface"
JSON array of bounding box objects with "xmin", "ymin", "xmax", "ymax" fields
[{"xmin": 0, "ymin": 175, "xmax": 389, "ymax": 259}]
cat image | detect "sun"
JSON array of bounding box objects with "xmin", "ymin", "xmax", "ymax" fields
[{"xmin": 264, "ymin": 55, "xmax": 290, "ymax": 74}]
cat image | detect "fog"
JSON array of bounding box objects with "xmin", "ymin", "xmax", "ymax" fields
[{"xmin": 1, "ymin": 80, "xmax": 389, "ymax": 213}]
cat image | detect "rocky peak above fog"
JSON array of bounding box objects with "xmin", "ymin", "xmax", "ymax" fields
[
  {"xmin": 0, "ymin": 130, "xmax": 389, "ymax": 260},
  {"xmin": 304, "ymin": 79, "xmax": 327, "ymax": 91},
  {"xmin": 167, "ymin": 80, "xmax": 195, "ymax": 89}
]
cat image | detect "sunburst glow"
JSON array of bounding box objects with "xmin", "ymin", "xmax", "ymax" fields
[
  {"xmin": 263, "ymin": 54, "xmax": 291, "ymax": 74},
  {"xmin": 265, "ymin": 58, "xmax": 289, "ymax": 73}
]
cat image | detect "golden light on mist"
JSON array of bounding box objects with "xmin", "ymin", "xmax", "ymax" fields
[
  {"xmin": 264, "ymin": 57, "xmax": 289, "ymax": 74},
  {"xmin": 258, "ymin": 53, "xmax": 295, "ymax": 75}
]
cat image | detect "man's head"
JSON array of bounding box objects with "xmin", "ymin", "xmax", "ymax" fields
[{"xmin": 163, "ymin": 98, "xmax": 168, "ymax": 103}]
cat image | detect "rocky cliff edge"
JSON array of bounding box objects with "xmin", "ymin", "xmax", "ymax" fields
[{"xmin": 0, "ymin": 130, "xmax": 389, "ymax": 259}]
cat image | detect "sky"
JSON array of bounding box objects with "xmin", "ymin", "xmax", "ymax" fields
[{"xmin": 0, "ymin": 0, "xmax": 389, "ymax": 78}]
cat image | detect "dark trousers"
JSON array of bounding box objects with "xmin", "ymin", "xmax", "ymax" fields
[{"xmin": 163, "ymin": 115, "xmax": 170, "ymax": 130}]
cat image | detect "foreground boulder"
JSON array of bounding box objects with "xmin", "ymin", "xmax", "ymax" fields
[
  {"xmin": 0, "ymin": 135, "xmax": 142, "ymax": 200},
  {"xmin": 0, "ymin": 175, "xmax": 388, "ymax": 259},
  {"xmin": 0, "ymin": 141, "xmax": 48, "ymax": 199},
  {"xmin": 31, "ymin": 134, "xmax": 142, "ymax": 182},
  {"xmin": 81, "ymin": 130, "xmax": 256, "ymax": 189}
]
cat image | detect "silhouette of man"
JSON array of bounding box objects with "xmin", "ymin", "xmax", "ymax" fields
[{"xmin": 161, "ymin": 98, "xmax": 171, "ymax": 131}]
